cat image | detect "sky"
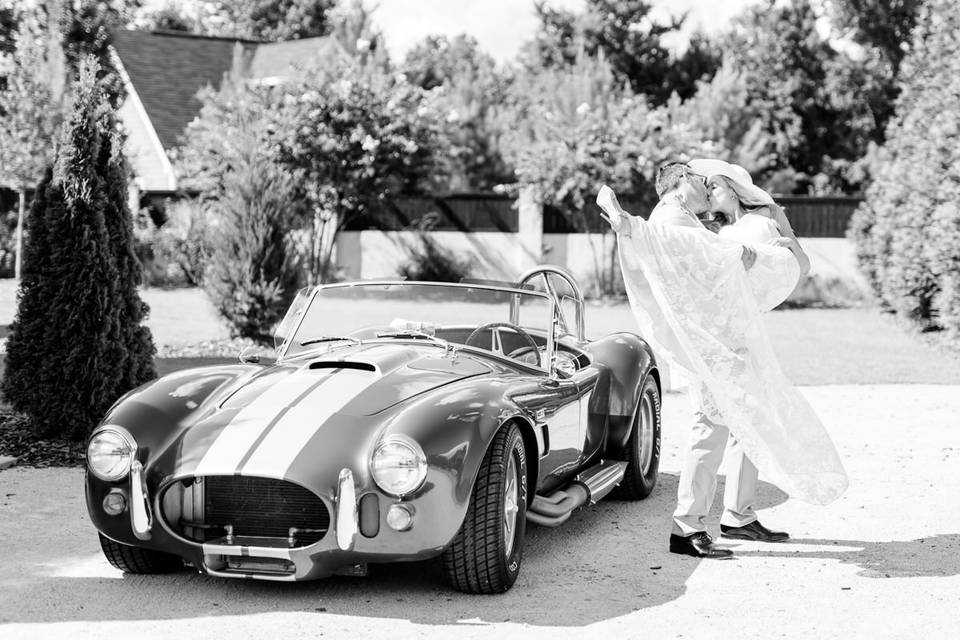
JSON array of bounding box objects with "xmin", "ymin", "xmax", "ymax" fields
[
  {"xmin": 142, "ymin": 0, "xmax": 760, "ymax": 63},
  {"xmin": 368, "ymin": 0, "xmax": 759, "ymax": 62}
]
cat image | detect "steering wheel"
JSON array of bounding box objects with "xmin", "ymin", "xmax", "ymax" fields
[{"xmin": 465, "ymin": 322, "xmax": 541, "ymax": 367}]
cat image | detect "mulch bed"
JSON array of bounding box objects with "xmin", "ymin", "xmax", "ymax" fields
[{"xmin": 0, "ymin": 410, "xmax": 86, "ymax": 468}]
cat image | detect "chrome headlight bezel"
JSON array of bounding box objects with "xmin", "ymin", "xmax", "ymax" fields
[
  {"xmin": 87, "ymin": 426, "xmax": 137, "ymax": 482},
  {"xmin": 369, "ymin": 434, "xmax": 427, "ymax": 498}
]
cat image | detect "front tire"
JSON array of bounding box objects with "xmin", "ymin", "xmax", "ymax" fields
[
  {"xmin": 613, "ymin": 375, "xmax": 661, "ymax": 500},
  {"xmin": 99, "ymin": 533, "xmax": 183, "ymax": 574},
  {"xmin": 442, "ymin": 422, "xmax": 527, "ymax": 594}
]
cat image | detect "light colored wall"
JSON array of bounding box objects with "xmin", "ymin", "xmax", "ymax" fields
[
  {"xmin": 336, "ymin": 231, "xmax": 540, "ymax": 281},
  {"xmin": 118, "ymin": 97, "xmax": 175, "ymax": 192},
  {"xmin": 336, "ymin": 230, "xmax": 866, "ymax": 290}
]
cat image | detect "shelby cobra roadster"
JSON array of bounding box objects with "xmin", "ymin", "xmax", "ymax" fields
[{"xmin": 86, "ymin": 266, "xmax": 661, "ymax": 593}]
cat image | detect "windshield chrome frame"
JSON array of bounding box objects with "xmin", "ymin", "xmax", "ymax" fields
[
  {"xmin": 277, "ymin": 280, "xmax": 557, "ymax": 372},
  {"xmin": 516, "ymin": 266, "xmax": 585, "ymax": 343}
]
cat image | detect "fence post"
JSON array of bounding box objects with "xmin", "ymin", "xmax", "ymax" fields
[{"xmin": 517, "ymin": 187, "xmax": 543, "ymax": 271}]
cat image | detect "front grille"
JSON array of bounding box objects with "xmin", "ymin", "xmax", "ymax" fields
[{"xmin": 165, "ymin": 476, "xmax": 330, "ymax": 547}]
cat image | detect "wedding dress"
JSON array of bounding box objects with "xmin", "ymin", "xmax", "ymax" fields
[
  {"xmin": 614, "ymin": 212, "xmax": 847, "ymax": 505},
  {"xmin": 720, "ymin": 213, "xmax": 801, "ymax": 312}
]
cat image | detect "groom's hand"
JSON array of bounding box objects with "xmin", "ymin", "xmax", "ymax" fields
[{"xmin": 741, "ymin": 246, "xmax": 757, "ymax": 270}]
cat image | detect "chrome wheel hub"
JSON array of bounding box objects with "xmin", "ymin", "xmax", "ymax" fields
[
  {"xmin": 639, "ymin": 394, "xmax": 654, "ymax": 475},
  {"xmin": 503, "ymin": 453, "xmax": 519, "ymax": 558}
]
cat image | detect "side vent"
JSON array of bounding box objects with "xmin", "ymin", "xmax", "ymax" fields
[{"xmin": 309, "ymin": 361, "xmax": 377, "ymax": 372}]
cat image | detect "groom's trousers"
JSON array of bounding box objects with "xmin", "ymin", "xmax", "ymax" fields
[{"xmin": 672, "ymin": 408, "xmax": 760, "ymax": 536}]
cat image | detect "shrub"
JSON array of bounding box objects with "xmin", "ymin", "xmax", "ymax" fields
[
  {"xmin": 203, "ymin": 155, "xmax": 304, "ymax": 342},
  {"xmin": 0, "ymin": 60, "xmax": 155, "ymax": 440},
  {"xmin": 398, "ymin": 214, "xmax": 472, "ymax": 283},
  {"xmin": 145, "ymin": 199, "xmax": 213, "ymax": 287},
  {"xmin": 851, "ymin": 0, "xmax": 960, "ymax": 333},
  {"xmin": 398, "ymin": 236, "xmax": 472, "ymax": 283}
]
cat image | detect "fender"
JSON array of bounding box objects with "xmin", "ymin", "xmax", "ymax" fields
[
  {"xmin": 374, "ymin": 374, "xmax": 541, "ymax": 547},
  {"xmin": 587, "ymin": 332, "xmax": 658, "ymax": 457}
]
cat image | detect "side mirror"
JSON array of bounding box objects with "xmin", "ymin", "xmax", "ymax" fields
[{"xmin": 238, "ymin": 346, "xmax": 261, "ymax": 364}]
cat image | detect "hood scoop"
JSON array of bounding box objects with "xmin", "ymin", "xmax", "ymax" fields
[{"xmin": 309, "ymin": 361, "xmax": 378, "ymax": 373}]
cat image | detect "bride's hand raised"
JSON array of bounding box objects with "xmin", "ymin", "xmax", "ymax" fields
[{"xmin": 596, "ymin": 185, "xmax": 631, "ymax": 235}]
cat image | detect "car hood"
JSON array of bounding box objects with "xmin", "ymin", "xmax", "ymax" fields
[{"xmin": 167, "ymin": 342, "xmax": 491, "ymax": 479}]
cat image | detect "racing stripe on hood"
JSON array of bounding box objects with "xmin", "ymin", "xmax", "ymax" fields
[
  {"xmin": 239, "ymin": 367, "xmax": 380, "ymax": 478},
  {"xmin": 193, "ymin": 368, "xmax": 335, "ymax": 476}
]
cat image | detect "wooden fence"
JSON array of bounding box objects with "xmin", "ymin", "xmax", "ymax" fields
[{"xmin": 346, "ymin": 193, "xmax": 864, "ymax": 238}]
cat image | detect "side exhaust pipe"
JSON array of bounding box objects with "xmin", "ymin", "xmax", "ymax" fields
[{"xmin": 526, "ymin": 460, "xmax": 628, "ymax": 527}]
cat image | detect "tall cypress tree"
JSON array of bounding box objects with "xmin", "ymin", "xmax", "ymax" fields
[
  {"xmin": 1, "ymin": 58, "xmax": 155, "ymax": 439},
  {"xmin": 99, "ymin": 129, "xmax": 156, "ymax": 388},
  {"xmin": 1, "ymin": 168, "xmax": 56, "ymax": 418}
]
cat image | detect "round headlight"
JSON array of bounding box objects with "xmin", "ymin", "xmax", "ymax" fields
[
  {"xmin": 87, "ymin": 427, "xmax": 137, "ymax": 482},
  {"xmin": 370, "ymin": 435, "xmax": 427, "ymax": 497}
]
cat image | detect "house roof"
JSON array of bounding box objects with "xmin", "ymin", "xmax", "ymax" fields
[{"xmin": 111, "ymin": 29, "xmax": 343, "ymax": 152}]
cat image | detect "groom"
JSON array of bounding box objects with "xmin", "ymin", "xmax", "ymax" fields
[{"xmin": 599, "ymin": 162, "xmax": 787, "ymax": 560}]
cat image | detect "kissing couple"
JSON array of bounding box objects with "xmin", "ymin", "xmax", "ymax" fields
[{"xmin": 597, "ymin": 159, "xmax": 847, "ymax": 559}]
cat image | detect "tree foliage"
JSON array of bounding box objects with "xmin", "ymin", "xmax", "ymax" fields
[
  {"xmin": 849, "ymin": 0, "xmax": 960, "ymax": 332},
  {"xmin": 175, "ymin": 74, "xmax": 306, "ymax": 336},
  {"xmin": 0, "ymin": 26, "xmax": 61, "ymax": 279},
  {"xmin": 716, "ymin": 0, "xmax": 890, "ymax": 193},
  {"xmin": 191, "ymin": 0, "xmax": 335, "ymax": 41},
  {"xmin": 203, "ymin": 154, "xmax": 305, "ymax": 341},
  {"xmin": 1, "ymin": 59, "xmax": 155, "ymax": 439},
  {"xmin": 402, "ymin": 34, "xmax": 514, "ymax": 190},
  {"xmin": 825, "ymin": 0, "xmax": 922, "ymax": 74},
  {"xmin": 59, "ymin": 0, "xmax": 141, "ymax": 105},
  {"xmin": 277, "ymin": 60, "xmax": 449, "ymax": 282},
  {"xmin": 0, "ymin": 2, "xmax": 18, "ymax": 55},
  {"xmin": 137, "ymin": 1, "xmax": 196, "ymax": 32},
  {"xmin": 523, "ymin": 0, "xmax": 715, "ymax": 105},
  {"xmin": 502, "ymin": 54, "xmax": 711, "ymax": 294}
]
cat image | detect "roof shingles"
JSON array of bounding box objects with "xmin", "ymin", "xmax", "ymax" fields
[{"xmin": 111, "ymin": 30, "xmax": 342, "ymax": 152}]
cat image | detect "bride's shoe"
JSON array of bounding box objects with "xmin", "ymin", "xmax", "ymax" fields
[{"xmin": 596, "ymin": 185, "xmax": 629, "ymax": 234}]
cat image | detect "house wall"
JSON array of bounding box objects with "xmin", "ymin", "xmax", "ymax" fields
[{"xmin": 118, "ymin": 95, "xmax": 176, "ymax": 192}]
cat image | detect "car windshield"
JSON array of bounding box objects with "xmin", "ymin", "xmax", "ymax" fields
[{"xmin": 280, "ymin": 282, "xmax": 555, "ymax": 368}]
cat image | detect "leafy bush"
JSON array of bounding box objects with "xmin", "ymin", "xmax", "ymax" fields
[
  {"xmin": 140, "ymin": 199, "xmax": 213, "ymax": 287},
  {"xmin": 203, "ymin": 154, "xmax": 304, "ymax": 342},
  {"xmin": 0, "ymin": 60, "xmax": 155, "ymax": 440},
  {"xmin": 398, "ymin": 215, "xmax": 472, "ymax": 283},
  {"xmin": 850, "ymin": 0, "xmax": 960, "ymax": 332},
  {"xmin": 277, "ymin": 60, "xmax": 450, "ymax": 283},
  {"xmin": 780, "ymin": 274, "xmax": 869, "ymax": 309}
]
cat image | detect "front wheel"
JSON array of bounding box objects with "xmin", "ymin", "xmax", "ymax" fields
[
  {"xmin": 442, "ymin": 422, "xmax": 527, "ymax": 594},
  {"xmin": 613, "ymin": 375, "xmax": 661, "ymax": 500},
  {"xmin": 99, "ymin": 533, "xmax": 183, "ymax": 574}
]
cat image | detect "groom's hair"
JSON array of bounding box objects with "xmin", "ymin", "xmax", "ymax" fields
[{"xmin": 655, "ymin": 162, "xmax": 688, "ymax": 198}]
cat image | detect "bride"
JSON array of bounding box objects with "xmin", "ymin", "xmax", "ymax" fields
[{"xmin": 596, "ymin": 161, "xmax": 847, "ymax": 508}]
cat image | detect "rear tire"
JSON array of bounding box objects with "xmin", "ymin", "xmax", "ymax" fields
[
  {"xmin": 442, "ymin": 422, "xmax": 527, "ymax": 594},
  {"xmin": 99, "ymin": 533, "xmax": 183, "ymax": 574},
  {"xmin": 613, "ymin": 375, "xmax": 661, "ymax": 500}
]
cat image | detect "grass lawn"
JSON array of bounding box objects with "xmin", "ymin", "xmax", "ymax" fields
[
  {"xmin": 3, "ymin": 282, "xmax": 960, "ymax": 466},
  {"xmin": 3, "ymin": 281, "xmax": 960, "ymax": 389}
]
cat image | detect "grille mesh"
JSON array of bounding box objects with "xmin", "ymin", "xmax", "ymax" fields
[{"xmin": 191, "ymin": 476, "xmax": 329, "ymax": 546}]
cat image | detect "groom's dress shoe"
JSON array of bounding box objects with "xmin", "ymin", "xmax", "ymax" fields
[
  {"xmin": 720, "ymin": 520, "xmax": 790, "ymax": 542},
  {"xmin": 669, "ymin": 532, "xmax": 734, "ymax": 559}
]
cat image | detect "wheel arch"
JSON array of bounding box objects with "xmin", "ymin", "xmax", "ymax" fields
[{"xmin": 504, "ymin": 416, "xmax": 539, "ymax": 507}]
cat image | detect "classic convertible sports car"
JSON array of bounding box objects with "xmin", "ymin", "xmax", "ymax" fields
[{"xmin": 86, "ymin": 266, "xmax": 661, "ymax": 593}]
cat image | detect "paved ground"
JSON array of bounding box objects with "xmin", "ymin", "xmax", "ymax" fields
[
  {"xmin": 3, "ymin": 281, "xmax": 960, "ymax": 638},
  {"xmin": 1, "ymin": 384, "xmax": 959, "ymax": 640}
]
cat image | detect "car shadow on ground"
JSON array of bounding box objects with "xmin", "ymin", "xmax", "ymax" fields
[
  {"xmin": 734, "ymin": 533, "xmax": 960, "ymax": 578},
  {"xmin": 1, "ymin": 473, "xmax": 792, "ymax": 628}
]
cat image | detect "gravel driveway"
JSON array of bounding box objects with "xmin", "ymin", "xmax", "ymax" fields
[{"xmin": 2, "ymin": 384, "xmax": 958, "ymax": 640}]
